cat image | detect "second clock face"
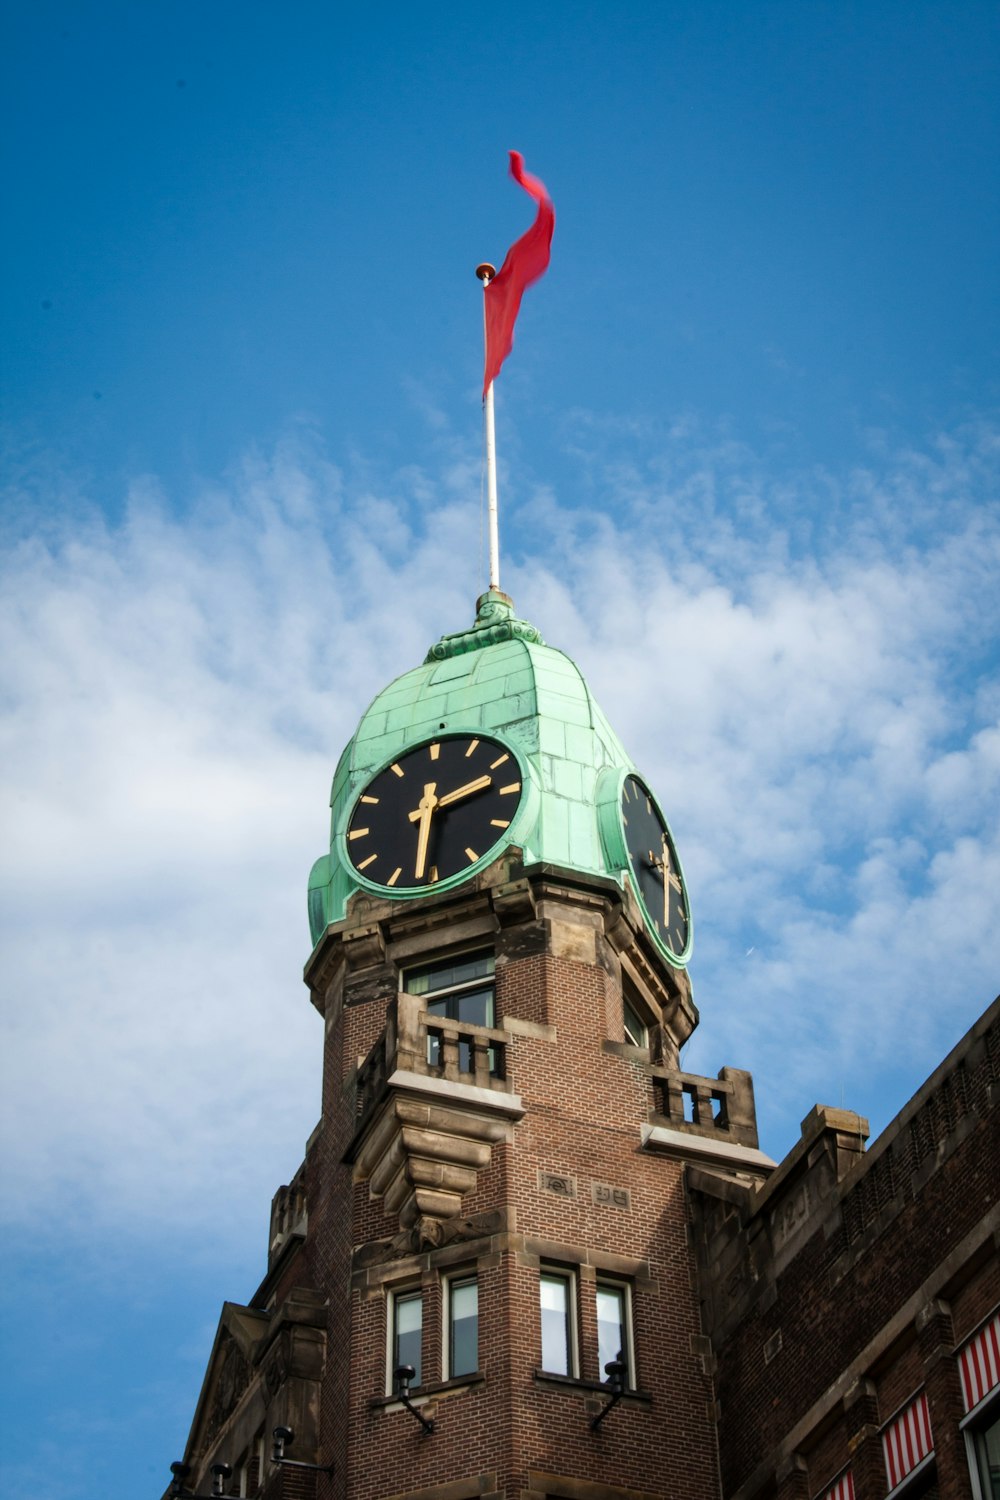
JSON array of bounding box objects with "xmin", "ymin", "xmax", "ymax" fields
[
  {"xmin": 621, "ymin": 774, "xmax": 691, "ymax": 962},
  {"xmin": 346, "ymin": 735, "xmax": 524, "ymax": 891}
]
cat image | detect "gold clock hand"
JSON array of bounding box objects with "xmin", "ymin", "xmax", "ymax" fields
[
  {"xmin": 661, "ymin": 835, "xmax": 670, "ymax": 927},
  {"xmin": 408, "ymin": 782, "xmax": 438, "ymax": 880},
  {"xmin": 437, "ymin": 774, "xmax": 492, "ymax": 808}
]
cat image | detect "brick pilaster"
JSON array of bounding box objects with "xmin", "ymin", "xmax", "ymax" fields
[
  {"xmin": 916, "ymin": 1298, "xmax": 966, "ymax": 1500},
  {"xmin": 844, "ymin": 1378, "xmax": 884, "ymax": 1500},
  {"xmin": 776, "ymin": 1451, "xmax": 811, "ymax": 1500}
]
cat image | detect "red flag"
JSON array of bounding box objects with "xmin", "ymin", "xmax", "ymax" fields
[{"xmin": 483, "ymin": 151, "xmax": 555, "ymax": 396}]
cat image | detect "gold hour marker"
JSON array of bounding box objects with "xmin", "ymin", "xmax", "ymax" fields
[
  {"xmin": 490, "ymin": 818, "xmax": 510, "ymax": 828},
  {"xmin": 429, "ymin": 742, "xmax": 440, "ymax": 761},
  {"xmin": 646, "ymin": 796, "xmax": 653, "ymax": 815},
  {"xmin": 465, "ymin": 847, "xmax": 478, "ymax": 862},
  {"xmin": 465, "ymin": 738, "xmax": 480, "ymax": 757},
  {"xmin": 357, "ymin": 853, "xmax": 378, "ymax": 871},
  {"xmin": 387, "ymin": 867, "xmax": 402, "ymax": 887},
  {"xmin": 390, "ymin": 762, "xmax": 404, "ymax": 777},
  {"xmin": 490, "ymin": 753, "xmax": 509, "ymax": 769},
  {"xmin": 428, "ymin": 866, "xmax": 439, "ymax": 883},
  {"xmin": 360, "ymin": 794, "xmax": 379, "ymax": 804},
  {"xmin": 348, "ymin": 827, "xmax": 369, "ymax": 840},
  {"xmin": 499, "ymin": 781, "xmax": 521, "ymax": 795}
]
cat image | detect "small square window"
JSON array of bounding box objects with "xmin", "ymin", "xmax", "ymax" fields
[
  {"xmin": 539, "ymin": 1269, "xmax": 577, "ymax": 1376},
  {"xmin": 446, "ymin": 1275, "xmax": 479, "ymax": 1379},
  {"xmin": 596, "ymin": 1279, "xmax": 633, "ymax": 1388},
  {"xmin": 390, "ymin": 1288, "xmax": 423, "ymax": 1391},
  {"xmin": 622, "ymin": 995, "xmax": 648, "ymax": 1049}
]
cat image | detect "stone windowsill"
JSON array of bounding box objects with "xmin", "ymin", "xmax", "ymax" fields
[
  {"xmin": 532, "ymin": 1369, "xmax": 652, "ymax": 1404},
  {"xmin": 369, "ymin": 1370, "xmax": 486, "ymax": 1410}
]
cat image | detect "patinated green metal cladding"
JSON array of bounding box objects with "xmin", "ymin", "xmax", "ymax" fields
[{"xmin": 307, "ymin": 603, "xmax": 638, "ymax": 940}]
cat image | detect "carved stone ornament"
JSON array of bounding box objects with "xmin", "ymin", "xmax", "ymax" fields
[
  {"xmin": 355, "ymin": 1209, "xmax": 506, "ymax": 1268},
  {"xmin": 206, "ymin": 1339, "xmax": 252, "ymax": 1444},
  {"xmin": 264, "ymin": 1345, "xmax": 287, "ymax": 1397}
]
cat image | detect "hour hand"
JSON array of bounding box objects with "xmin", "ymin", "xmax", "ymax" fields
[
  {"xmin": 408, "ymin": 782, "xmax": 438, "ymax": 880},
  {"xmin": 437, "ymin": 774, "xmax": 492, "ymax": 808}
]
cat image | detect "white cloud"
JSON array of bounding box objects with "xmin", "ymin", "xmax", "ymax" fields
[{"xmin": 1, "ymin": 417, "xmax": 997, "ymax": 1249}]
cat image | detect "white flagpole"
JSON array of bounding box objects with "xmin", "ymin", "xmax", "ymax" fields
[{"xmin": 476, "ymin": 262, "xmax": 501, "ymax": 592}]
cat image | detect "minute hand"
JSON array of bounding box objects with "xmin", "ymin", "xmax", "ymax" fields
[{"xmin": 437, "ymin": 775, "xmax": 492, "ymax": 807}]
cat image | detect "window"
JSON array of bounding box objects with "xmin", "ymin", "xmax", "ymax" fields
[
  {"xmin": 405, "ymin": 952, "xmax": 496, "ymax": 1073},
  {"xmin": 968, "ymin": 1405, "xmax": 1000, "ymax": 1500},
  {"xmin": 622, "ymin": 994, "xmax": 648, "ymax": 1049},
  {"xmin": 596, "ymin": 1279, "xmax": 633, "ymax": 1387},
  {"xmin": 539, "ymin": 1270, "xmax": 577, "ymax": 1376},
  {"xmin": 391, "ymin": 1288, "xmax": 423, "ymax": 1389},
  {"xmin": 446, "ymin": 1275, "xmax": 479, "ymax": 1379}
]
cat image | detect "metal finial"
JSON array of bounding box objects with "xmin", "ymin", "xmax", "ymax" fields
[{"xmin": 475, "ymin": 262, "xmax": 496, "ymax": 283}]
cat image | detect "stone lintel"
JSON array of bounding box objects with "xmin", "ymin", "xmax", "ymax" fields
[
  {"xmin": 382, "ymin": 1473, "xmax": 498, "ymax": 1500},
  {"xmin": 527, "ymin": 1471, "xmax": 662, "ymax": 1500}
]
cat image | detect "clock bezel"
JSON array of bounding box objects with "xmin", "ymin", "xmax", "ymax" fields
[
  {"xmin": 337, "ymin": 729, "xmax": 535, "ymax": 899},
  {"xmin": 596, "ymin": 765, "xmax": 693, "ymax": 967}
]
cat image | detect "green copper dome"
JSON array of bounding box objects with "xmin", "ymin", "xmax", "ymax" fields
[{"xmin": 307, "ymin": 591, "xmax": 646, "ymax": 945}]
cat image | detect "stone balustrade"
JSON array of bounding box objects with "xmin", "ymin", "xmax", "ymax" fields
[{"xmin": 650, "ymin": 1064, "xmax": 760, "ymax": 1148}]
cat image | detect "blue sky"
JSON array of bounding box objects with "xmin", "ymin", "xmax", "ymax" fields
[{"xmin": 1, "ymin": 3, "xmax": 998, "ymax": 1498}]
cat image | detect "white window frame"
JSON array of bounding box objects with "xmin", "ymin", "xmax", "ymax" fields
[
  {"xmin": 595, "ymin": 1276, "xmax": 635, "ymax": 1389},
  {"xmin": 387, "ymin": 1285, "xmax": 423, "ymax": 1395},
  {"xmin": 539, "ymin": 1266, "xmax": 579, "ymax": 1378},
  {"xmin": 443, "ymin": 1272, "xmax": 479, "ymax": 1381}
]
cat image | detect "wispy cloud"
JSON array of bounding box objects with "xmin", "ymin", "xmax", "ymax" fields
[{"xmin": 1, "ymin": 416, "xmax": 997, "ymax": 1252}]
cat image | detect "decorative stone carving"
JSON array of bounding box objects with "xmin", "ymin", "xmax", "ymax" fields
[
  {"xmin": 352, "ymin": 1084, "xmax": 522, "ymax": 1229},
  {"xmin": 205, "ymin": 1337, "xmax": 252, "ymax": 1446}
]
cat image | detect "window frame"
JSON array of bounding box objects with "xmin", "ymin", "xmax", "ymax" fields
[
  {"xmin": 622, "ymin": 993, "xmax": 649, "ymax": 1049},
  {"xmin": 539, "ymin": 1266, "xmax": 579, "ymax": 1378},
  {"xmin": 402, "ymin": 949, "xmax": 497, "ymax": 1074},
  {"xmin": 595, "ymin": 1276, "xmax": 635, "ymax": 1389},
  {"xmin": 443, "ymin": 1272, "xmax": 479, "ymax": 1381},
  {"xmin": 387, "ymin": 1285, "xmax": 424, "ymax": 1395},
  {"xmin": 962, "ymin": 1388, "xmax": 1000, "ymax": 1500}
]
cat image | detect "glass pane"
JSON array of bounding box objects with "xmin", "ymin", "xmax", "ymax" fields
[
  {"xmin": 976, "ymin": 1409, "xmax": 1000, "ymax": 1500},
  {"xmin": 540, "ymin": 1274, "xmax": 571, "ymax": 1375},
  {"xmin": 406, "ymin": 953, "xmax": 495, "ymax": 996},
  {"xmin": 596, "ymin": 1283, "xmax": 627, "ymax": 1379},
  {"xmin": 449, "ymin": 1279, "xmax": 478, "ymax": 1378},
  {"xmin": 394, "ymin": 1293, "xmax": 422, "ymax": 1385},
  {"xmin": 622, "ymin": 997, "xmax": 647, "ymax": 1048},
  {"xmin": 455, "ymin": 984, "xmax": 494, "ymax": 1028}
]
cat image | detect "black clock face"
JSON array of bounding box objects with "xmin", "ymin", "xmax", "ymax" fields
[
  {"xmin": 621, "ymin": 774, "xmax": 690, "ymax": 961},
  {"xmin": 346, "ymin": 735, "xmax": 524, "ymax": 890}
]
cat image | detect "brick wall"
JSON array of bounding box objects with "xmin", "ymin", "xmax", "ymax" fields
[{"xmin": 690, "ymin": 996, "xmax": 1000, "ymax": 1500}]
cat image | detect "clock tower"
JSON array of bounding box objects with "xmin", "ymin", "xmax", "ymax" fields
[{"xmin": 170, "ymin": 585, "xmax": 771, "ymax": 1500}]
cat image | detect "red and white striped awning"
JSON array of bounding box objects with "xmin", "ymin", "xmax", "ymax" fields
[
  {"xmin": 882, "ymin": 1391, "xmax": 934, "ymax": 1491},
  {"xmin": 958, "ymin": 1313, "xmax": 1000, "ymax": 1415},
  {"xmin": 817, "ymin": 1468, "xmax": 854, "ymax": 1500}
]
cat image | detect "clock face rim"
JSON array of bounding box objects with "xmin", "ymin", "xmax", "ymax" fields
[
  {"xmin": 339, "ymin": 730, "xmax": 531, "ymax": 898},
  {"xmin": 597, "ymin": 766, "xmax": 693, "ymax": 967}
]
